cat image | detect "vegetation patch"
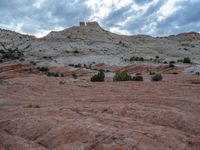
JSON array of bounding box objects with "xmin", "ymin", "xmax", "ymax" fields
[
  {"xmin": 73, "ymin": 50, "xmax": 79, "ymax": 54},
  {"xmin": 91, "ymin": 70, "xmax": 105, "ymax": 82},
  {"xmin": 113, "ymin": 72, "xmax": 132, "ymax": 81},
  {"xmin": 130, "ymin": 56, "xmax": 144, "ymax": 62},
  {"xmin": 37, "ymin": 66, "xmax": 49, "ymax": 72},
  {"xmin": 169, "ymin": 61, "xmax": 175, "ymax": 68},
  {"xmin": 47, "ymin": 72, "xmax": 64, "ymax": 77},
  {"xmin": 151, "ymin": 73, "xmax": 163, "ymax": 81},
  {"xmin": 183, "ymin": 57, "xmax": 191, "ymax": 63}
]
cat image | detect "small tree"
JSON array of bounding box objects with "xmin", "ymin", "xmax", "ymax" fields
[
  {"xmin": 183, "ymin": 57, "xmax": 191, "ymax": 63},
  {"xmin": 91, "ymin": 70, "xmax": 105, "ymax": 82},
  {"xmin": 113, "ymin": 72, "xmax": 132, "ymax": 81}
]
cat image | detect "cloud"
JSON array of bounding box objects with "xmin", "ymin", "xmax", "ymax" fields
[
  {"xmin": 103, "ymin": 5, "xmax": 133, "ymax": 27},
  {"xmin": 0, "ymin": 0, "xmax": 200, "ymax": 37},
  {"xmin": 134, "ymin": 0, "xmax": 153, "ymax": 5},
  {"xmin": 0, "ymin": 0, "xmax": 92, "ymax": 37},
  {"xmin": 155, "ymin": 0, "xmax": 200, "ymax": 35}
]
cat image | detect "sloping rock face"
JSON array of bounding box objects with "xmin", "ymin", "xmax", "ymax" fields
[
  {"xmin": 0, "ymin": 66, "xmax": 200, "ymax": 150},
  {"xmin": 0, "ymin": 29, "xmax": 35, "ymax": 51},
  {"xmin": 167, "ymin": 32, "xmax": 200, "ymax": 41},
  {"xmin": 0, "ymin": 62, "xmax": 37, "ymax": 79},
  {"xmin": 0, "ymin": 22, "xmax": 200, "ymax": 66}
]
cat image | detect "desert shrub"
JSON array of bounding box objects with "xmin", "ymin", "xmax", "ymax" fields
[
  {"xmin": 37, "ymin": 66, "xmax": 49, "ymax": 72},
  {"xmin": 47, "ymin": 72, "xmax": 59, "ymax": 77},
  {"xmin": 151, "ymin": 73, "xmax": 163, "ymax": 81},
  {"xmin": 74, "ymin": 64, "xmax": 82, "ymax": 68},
  {"xmin": 149, "ymin": 71, "xmax": 156, "ymax": 75},
  {"xmin": 73, "ymin": 50, "xmax": 79, "ymax": 54},
  {"xmin": 132, "ymin": 74, "xmax": 143, "ymax": 81},
  {"xmin": 43, "ymin": 56, "xmax": 52, "ymax": 59},
  {"xmin": 130, "ymin": 56, "xmax": 144, "ymax": 62},
  {"xmin": 169, "ymin": 61, "xmax": 176, "ymax": 64},
  {"xmin": 59, "ymin": 81, "xmax": 65, "ymax": 85},
  {"xmin": 183, "ymin": 57, "xmax": 191, "ymax": 63},
  {"xmin": 83, "ymin": 64, "xmax": 87, "ymax": 68},
  {"xmin": 196, "ymin": 72, "xmax": 200, "ymax": 75},
  {"xmin": 177, "ymin": 59, "xmax": 183, "ymax": 63},
  {"xmin": 169, "ymin": 62, "xmax": 175, "ymax": 68},
  {"xmin": 91, "ymin": 70, "xmax": 105, "ymax": 82},
  {"xmin": 135, "ymin": 57, "xmax": 144, "ymax": 61},
  {"xmin": 72, "ymin": 73, "xmax": 78, "ymax": 79},
  {"xmin": 171, "ymin": 72, "xmax": 178, "ymax": 75},
  {"xmin": 69, "ymin": 64, "xmax": 75, "ymax": 67},
  {"xmin": 83, "ymin": 64, "xmax": 92, "ymax": 69},
  {"xmin": 30, "ymin": 61, "xmax": 36, "ymax": 66},
  {"xmin": 163, "ymin": 61, "xmax": 168, "ymax": 64},
  {"xmin": 136, "ymin": 73, "xmax": 141, "ymax": 75},
  {"xmin": 113, "ymin": 72, "xmax": 132, "ymax": 81},
  {"xmin": 2, "ymin": 50, "xmax": 23, "ymax": 60}
]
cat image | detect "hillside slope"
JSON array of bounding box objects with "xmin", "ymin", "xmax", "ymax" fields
[{"xmin": 0, "ymin": 22, "xmax": 200, "ymax": 66}]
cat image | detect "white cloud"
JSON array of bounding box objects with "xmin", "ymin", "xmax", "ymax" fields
[
  {"xmin": 0, "ymin": 0, "xmax": 200, "ymax": 37},
  {"xmin": 157, "ymin": 0, "xmax": 180, "ymax": 21},
  {"xmin": 33, "ymin": 0, "xmax": 46, "ymax": 9}
]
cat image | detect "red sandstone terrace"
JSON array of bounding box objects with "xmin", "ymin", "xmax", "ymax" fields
[
  {"xmin": 1, "ymin": 21, "xmax": 200, "ymax": 150},
  {"xmin": 0, "ymin": 62, "xmax": 200, "ymax": 150}
]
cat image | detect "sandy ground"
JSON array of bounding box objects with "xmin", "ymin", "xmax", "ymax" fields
[{"xmin": 0, "ymin": 63, "xmax": 200, "ymax": 150}]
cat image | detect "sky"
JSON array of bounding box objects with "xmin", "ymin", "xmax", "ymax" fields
[{"xmin": 0, "ymin": 0, "xmax": 200, "ymax": 37}]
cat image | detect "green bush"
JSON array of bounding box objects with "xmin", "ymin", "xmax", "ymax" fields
[
  {"xmin": 130, "ymin": 56, "xmax": 144, "ymax": 62},
  {"xmin": 132, "ymin": 74, "xmax": 143, "ymax": 81},
  {"xmin": 74, "ymin": 64, "xmax": 82, "ymax": 68},
  {"xmin": 151, "ymin": 73, "xmax": 163, "ymax": 81},
  {"xmin": 183, "ymin": 57, "xmax": 191, "ymax": 63},
  {"xmin": 91, "ymin": 70, "xmax": 105, "ymax": 82},
  {"xmin": 177, "ymin": 59, "xmax": 183, "ymax": 63},
  {"xmin": 113, "ymin": 72, "xmax": 132, "ymax": 81},
  {"xmin": 69, "ymin": 64, "xmax": 75, "ymax": 67},
  {"xmin": 169, "ymin": 62, "xmax": 175, "ymax": 68},
  {"xmin": 37, "ymin": 66, "xmax": 49, "ymax": 72},
  {"xmin": 73, "ymin": 50, "xmax": 79, "ymax": 54},
  {"xmin": 47, "ymin": 72, "xmax": 59, "ymax": 77}
]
